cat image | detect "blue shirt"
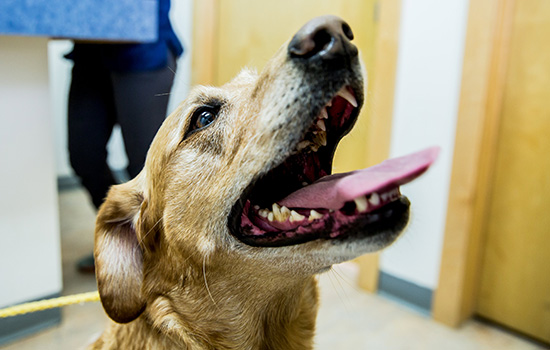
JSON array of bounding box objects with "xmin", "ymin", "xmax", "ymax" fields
[{"xmin": 68, "ymin": 0, "xmax": 183, "ymax": 72}]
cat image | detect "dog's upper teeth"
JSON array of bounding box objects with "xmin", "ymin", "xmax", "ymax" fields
[
  {"xmin": 317, "ymin": 119, "xmax": 326, "ymax": 131},
  {"xmin": 314, "ymin": 131, "xmax": 327, "ymax": 147},
  {"xmin": 297, "ymin": 140, "xmax": 311, "ymax": 151},
  {"xmin": 368, "ymin": 192, "xmax": 380, "ymax": 206},
  {"xmin": 337, "ymin": 88, "xmax": 358, "ymax": 107},
  {"xmin": 320, "ymin": 108, "xmax": 329, "ymax": 119},
  {"xmin": 354, "ymin": 196, "xmax": 368, "ymax": 213},
  {"xmin": 308, "ymin": 210, "xmax": 323, "ymax": 221}
]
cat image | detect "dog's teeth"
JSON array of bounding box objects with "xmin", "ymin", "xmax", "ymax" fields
[
  {"xmin": 308, "ymin": 210, "xmax": 323, "ymax": 221},
  {"xmin": 320, "ymin": 108, "xmax": 329, "ymax": 119},
  {"xmin": 326, "ymin": 99, "xmax": 333, "ymax": 107},
  {"xmin": 389, "ymin": 188, "xmax": 400, "ymax": 200},
  {"xmin": 315, "ymin": 131, "xmax": 327, "ymax": 146},
  {"xmin": 297, "ymin": 140, "xmax": 310, "ymax": 151},
  {"xmin": 381, "ymin": 192, "xmax": 389, "ymax": 201},
  {"xmin": 272, "ymin": 203, "xmax": 282, "ymax": 221},
  {"xmin": 280, "ymin": 205, "xmax": 291, "ymax": 221},
  {"xmin": 258, "ymin": 209, "xmax": 269, "ymax": 218},
  {"xmin": 337, "ymin": 88, "xmax": 358, "ymax": 107},
  {"xmin": 289, "ymin": 210, "xmax": 306, "ymax": 223},
  {"xmin": 268, "ymin": 212, "xmax": 274, "ymax": 222},
  {"xmin": 302, "ymin": 182, "xmax": 309, "ymax": 186},
  {"xmin": 254, "ymin": 205, "xmax": 260, "ymax": 210},
  {"xmin": 317, "ymin": 119, "xmax": 326, "ymax": 131},
  {"xmin": 368, "ymin": 192, "xmax": 380, "ymax": 206},
  {"xmin": 354, "ymin": 196, "xmax": 368, "ymax": 212}
]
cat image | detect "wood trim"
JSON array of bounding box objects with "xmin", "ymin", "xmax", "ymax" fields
[
  {"xmin": 432, "ymin": 0, "xmax": 515, "ymax": 327},
  {"xmin": 357, "ymin": 0, "xmax": 402, "ymax": 293},
  {"xmin": 191, "ymin": 0, "xmax": 218, "ymax": 86}
]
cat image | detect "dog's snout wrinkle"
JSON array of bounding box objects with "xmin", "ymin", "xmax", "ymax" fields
[{"xmin": 288, "ymin": 15, "xmax": 357, "ymax": 61}]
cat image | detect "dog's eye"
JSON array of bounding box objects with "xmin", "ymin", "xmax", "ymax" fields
[
  {"xmin": 196, "ymin": 109, "xmax": 216, "ymax": 129},
  {"xmin": 185, "ymin": 106, "xmax": 220, "ymax": 138}
]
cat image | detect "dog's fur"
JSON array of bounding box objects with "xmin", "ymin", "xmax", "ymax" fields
[{"xmin": 91, "ymin": 17, "xmax": 407, "ymax": 350}]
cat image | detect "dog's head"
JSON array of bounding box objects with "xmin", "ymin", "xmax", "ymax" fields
[{"xmin": 94, "ymin": 16, "xmax": 437, "ymax": 324}]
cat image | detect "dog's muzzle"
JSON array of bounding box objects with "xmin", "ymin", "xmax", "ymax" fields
[{"xmin": 228, "ymin": 16, "xmax": 438, "ymax": 248}]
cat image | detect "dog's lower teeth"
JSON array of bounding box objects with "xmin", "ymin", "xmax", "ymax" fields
[
  {"xmin": 354, "ymin": 196, "xmax": 368, "ymax": 212},
  {"xmin": 290, "ymin": 210, "xmax": 305, "ymax": 223},
  {"xmin": 308, "ymin": 210, "xmax": 323, "ymax": 221},
  {"xmin": 368, "ymin": 192, "xmax": 380, "ymax": 206}
]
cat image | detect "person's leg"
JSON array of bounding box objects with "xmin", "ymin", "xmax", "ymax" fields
[
  {"xmin": 111, "ymin": 53, "xmax": 176, "ymax": 178},
  {"xmin": 68, "ymin": 51, "xmax": 117, "ymax": 209}
]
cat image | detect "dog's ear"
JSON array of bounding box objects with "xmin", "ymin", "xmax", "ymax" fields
[{"xmin": 94, "ymin": 177, "xmax": 147, "ymax": 323}]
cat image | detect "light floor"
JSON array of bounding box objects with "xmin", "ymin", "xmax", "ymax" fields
[{"xmin": 1, "ymin": 188, "xmax": 545, "ymax": 350}]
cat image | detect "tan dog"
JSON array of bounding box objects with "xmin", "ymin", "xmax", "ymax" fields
[{"xmin": 91, "ymin": 16, "xmax": 437, "ymax": 350}]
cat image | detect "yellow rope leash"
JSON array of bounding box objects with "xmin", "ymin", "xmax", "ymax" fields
[{"xmin": 0, "ymin": 291, "xmax": 100, "ymax": 318}]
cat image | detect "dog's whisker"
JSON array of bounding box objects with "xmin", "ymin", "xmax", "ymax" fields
[
  {"xmin": 325, "ymin": 269, "xmax": 351, "ymax": 313},
  {"xmin": 202, "ymin": 255, "xmax": 219, "ymax": 309},
  {"xmin": 327, "ymin": 268, "xmax": 354, "ymax": 312},
  {"xmin": 330, "ymin": 265, "xmax": 363, "ymax": 293}
]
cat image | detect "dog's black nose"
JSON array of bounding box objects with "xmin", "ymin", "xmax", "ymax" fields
[{"xmin": 288, "ymin": 15, "xmax": 357, "ymax": 61}]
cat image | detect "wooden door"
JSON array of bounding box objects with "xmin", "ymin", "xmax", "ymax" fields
[{"xmin": 476, "ymin": 0, "xmax": 550, "ymax": 343}]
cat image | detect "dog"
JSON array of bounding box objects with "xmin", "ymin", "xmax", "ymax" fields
[{"xmin": 90, "ymin": 15, "xmax": 437, "ymax": 349}]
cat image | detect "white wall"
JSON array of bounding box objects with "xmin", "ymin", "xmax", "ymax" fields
[
  {"xmin": 0, "ymin": 37, "xmax": 62, "ymax": 307},
  {"xmin": 49, "ymin": 0, "xmax": 193, "ymax": 179},
  {"xmin": 379, "ymin": 0, "xmax": 469, "ymax": 290}
]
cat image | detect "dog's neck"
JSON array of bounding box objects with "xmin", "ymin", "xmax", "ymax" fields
[{"xmin": 92, "ymin": 265, "xmax": 319, "ymax": 350}]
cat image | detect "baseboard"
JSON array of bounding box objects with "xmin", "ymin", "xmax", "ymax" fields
[
  {"xmin": 0, "ymin": 293, "xmax": 62, "ymax": 347},
  {"xmin": 378, "ymin": 272, "xmax": 433, "ymax": 314},
  {"xmin": 57, "ymin": 169, "xmax": 129, "ymax": 191},
  {"xmin": 57, "ymin": 175, "xmax": 81, "ymax": 190}
]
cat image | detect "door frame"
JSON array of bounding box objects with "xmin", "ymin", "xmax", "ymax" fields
[
  {"xmin": 356, "ymin": 0, "xmax": 402, "ymax": 292},
  {"xmin": 432, "ymin": 0, "xmax": 515, "ymax": 326}
]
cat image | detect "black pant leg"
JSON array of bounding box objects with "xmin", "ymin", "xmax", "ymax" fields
[
  {"xmin": 110, "ymin": 53, "xmax": 176, "ymax": 178},
  {"xmin": 68, "ymin": 58, "xmax": 117, "ymax": 209}
]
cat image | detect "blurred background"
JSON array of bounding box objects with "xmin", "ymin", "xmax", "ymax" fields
[{"xmin": 0, "ymin": 0, "xmax": 548, "ymax": 349}]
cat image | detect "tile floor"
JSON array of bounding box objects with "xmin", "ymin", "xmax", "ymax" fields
[{"xmin": 1, "ymin": 187, "xmax": 545, "ymax": 350}]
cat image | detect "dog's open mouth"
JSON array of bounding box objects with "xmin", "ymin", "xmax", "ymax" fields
[{"xmin": 230, "ymin": 86, "xmax": 438, "ymax": 247}]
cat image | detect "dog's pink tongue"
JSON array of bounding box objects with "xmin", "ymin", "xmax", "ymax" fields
[{"xmin": 278, "ymin": 147, "xmax": 439, "ymax": 210}]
